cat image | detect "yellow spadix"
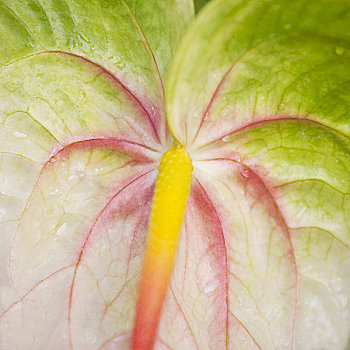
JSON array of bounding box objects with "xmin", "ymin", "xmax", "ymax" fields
[{"xmin": 132, "ymin": 146, "xmax": 193, "ymax": 350}]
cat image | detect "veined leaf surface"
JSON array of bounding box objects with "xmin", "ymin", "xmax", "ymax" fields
[
  {"xmin": 166, "ymin": 0, "xmax": 350, "ymax": 349},
  {"xmin": 1, "ymin": 0, "xmax": 350, "ymax": 349},
  {"xmin": 0, "ymin": 0, "xmax": 193, "ymax": 348}
]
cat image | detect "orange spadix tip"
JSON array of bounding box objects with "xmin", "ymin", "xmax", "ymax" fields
[{"xmin": 132, "ymin": 146, "xmax": 193, "ymax": 350}]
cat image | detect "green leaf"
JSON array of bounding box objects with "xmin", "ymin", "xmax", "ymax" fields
[{"xmin": 167, "ymin": 0, "xmax": 350, "ymax": 147}]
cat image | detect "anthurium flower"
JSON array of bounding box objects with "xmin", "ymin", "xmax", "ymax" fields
[{"xmin": 1, "ymin": 0, "xmax": 350, "ymax": 349}]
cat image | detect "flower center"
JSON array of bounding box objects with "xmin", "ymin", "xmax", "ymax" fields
[{"xmin": 132, "ymin": 146, "xmax": 193, "ymax": 350}]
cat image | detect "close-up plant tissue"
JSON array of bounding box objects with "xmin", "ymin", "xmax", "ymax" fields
[{"xmin": 0, "ymin": 0, "xmax": 349, "ymax": 349}]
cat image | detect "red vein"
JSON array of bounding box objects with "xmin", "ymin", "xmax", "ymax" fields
[
  {"xmin": 0, "ymin": 264, "xmax": 74, "ymax": 318},
  {"xmin": 194, "ymin": 178, "xmax": 230, "ymax": 349},
  {"xmin": 101, "ymin": 275, "xmax": 138, "ymax": 324},
  {"xmin": 158, "ymin": 337, "xmax": 173, "ymax": 350},
  {"xmin": 9, "ymin": 137, "xmax": 155, "ymax": 292},
  {"xmin": 97, "ymin": 331, "xmax": 131, "ymax": 350},
  {"xmin": 67, "ymin": 169, "xmax": 155, "ymax": 349},
  {"xmin": 191, "ymin": 45, "xmax": 260, "ymax": 146},
  {"xmin": 120, "ymin": 0, "xmax": 165, "ymax": 100},
  {"xmin": 228, "ymin": 310, "xmax": 262, "ymax": 350},
  {"xmin": 198, "ymin": 116, "xmax": 350, "ymax": 151},
  {"xmin": 43, "ymin": 50, "xmax": 161, "ymax": 143},
  {"xmin": 100, "ymin": 214, "xmax": 147, "ymax": 322},
  {"xmin": 201, "ymin": 157, "xmax": 298, "ymax": 349},
  {"xmin": 191, "ymin": 62, "xmax": 237, "ymax": 145},
  {"xmin": 169, "ymin": 285, "xmax": 200, "ymax": 350}
]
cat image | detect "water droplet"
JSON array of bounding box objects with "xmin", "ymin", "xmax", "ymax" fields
[
  {"xmin": 332, "ymin": 277, "xmax": 343, "ymax": 292},
  {"xmin": 66, "ymin": 37, "xmax": 75, "ymax": 48},
  {"xmin": 49, "ymin": 188, "xmax": 61, "ymax": 195},
  {"xmin": 222, "ymin": 135, "xmax": 230, "ymax": 142},
  {"xmin": 335, "ymin": 46, "xmax": 345, "ymax": 56},
  {"xmin": 240, "ymin": 168, "xmax": 249, "ymax": 178},
  {"xmin": 296, "ymin": 206, "xmax": 307, "ymax": 219},
  {"xmin": 204, "ymin": 281, "xmax": 217, "ymax": 293},
  {"xmin": 27, "ymin": 39, "xmax": 35, "ymax": 49},
  {"xmin": 78, "ymin": 32, "xmax": 91, "ymax": 44},
  {"xmin": 115, "ymin": 61, "xmax": 126, "ymax": 71},
  {"xmin": 192, "ymin": 112, "xmax": 200, "ymax": 119},
  {"xmin": 13, "ymin": 131, "xmax": 26, "ymax": 138},
  {"xmin": 85, "ymin": 331, "xmax": 96, "ymax": 344},
  {"xmin": 57, "ymin": 223, "xmax": 68, "ymax": 236}
]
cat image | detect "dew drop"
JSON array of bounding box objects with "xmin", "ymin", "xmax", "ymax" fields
[
  {"xmin": 332, "ymin": 277, "xmax": 343, "ymax": 292},
  {"xmin": 240, "ymin": 168, "xmax": 249, "ymax": 178},
  {"xmin": 222, "ymin": 135, "xmax": 230, "ymax": 142},
  {"xmin": 85, "ymin": 331, "xmax": 96, "ymax": 344},
  {"xmin": 0, "ymin": 208, "xmax": 7, "ymax": 218},
  {"xmin": 113, "ymin": 57, "xmax": 126, "ymax": 71},
  {"xmin": 335, "ymin": 46, "xmax": 345, "ymax": 56},
  {"xmin": 78, "ymin": 32, "xmax": 91, "ymax": 44},
  {"xmin": 204, "ymin": 281, "xmax": 217, "ymax": 294},
  {"xmin": 49, "ymin": 188, "xmax": 60, "ymax": 195},
  {"xmin": 57, "ymin": 223, "xmax": 68, "ymax": 236},
  {"xmin": 13, "ymin": 131, "xmax": 26, "ymax": 138},
  {"xmin": 296, "ymin": 206, "xmax": 307, "ymax": 219}
]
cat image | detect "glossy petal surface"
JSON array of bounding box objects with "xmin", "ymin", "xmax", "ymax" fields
[
  {"xmin": 1, "ymin": 0, "xmax": 350, "ymax": 349},
  {"xmin": 0, "ymin": 0, "xmax": 193, "ymax": 348},
  {"xmin": 166, "ymin": 0, "xmax": 350, "ymax": 348}
]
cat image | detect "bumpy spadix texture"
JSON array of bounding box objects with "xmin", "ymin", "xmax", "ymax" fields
[{"xmin": 133, "ymin": 147, "xmax": 192, "ymax": 350}]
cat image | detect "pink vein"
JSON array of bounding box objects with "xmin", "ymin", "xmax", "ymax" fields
[
  {"xmin": 191, "ymin": 48, "xmax": 253, "ymax": 145},
  {"xmin": 120, "ymin": 0, "xmax": 170, "ymax": 141},
  {"xmin": 169, "ymin": 285, "xmax": 200, "ymax": 350},
  {"xmin": 97, "ymin": 331, "xmax": 131, "ymax": 350},
  {"xmin": 0, "ymin": 264, "xmax": 74, "ymax": 318},
  {"xmin": 121, "ymin": 0, "xmax": 165, "ymax": 100},
  {"xmin": 43, "ymin": 50, "xmax": 161, "ymax": 143},
  {"xmin": 229, "ymin": 310, "xmax": 262, "ymax": 350},
  {"xmin": 9, "ymin": 137, "xmax": 155, "ymax": 287},
  {"xmin": 191, "ymin": 62, "xmax": 236, "ymax": 145},
  {"xmin": 67, "ymin": 169, "xmax": 156, "ymax": 349},
  {"xmin": 100, "ymin": 215, "xmax": 146, "ymax": 322},
  {"xmin": 199, "ymin": 116, "xmax": 350, "ymax": 150},
  {"xmin": 46, "ymin": 137, "xmax": 158, "ymax": 160},
  {"xmin": 201, "ymin": 157, "xmax": 298, "ymax": 350},
  {"xmin": 194, "ymin": 178, "xmax": 230, "ymax": 350}
]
